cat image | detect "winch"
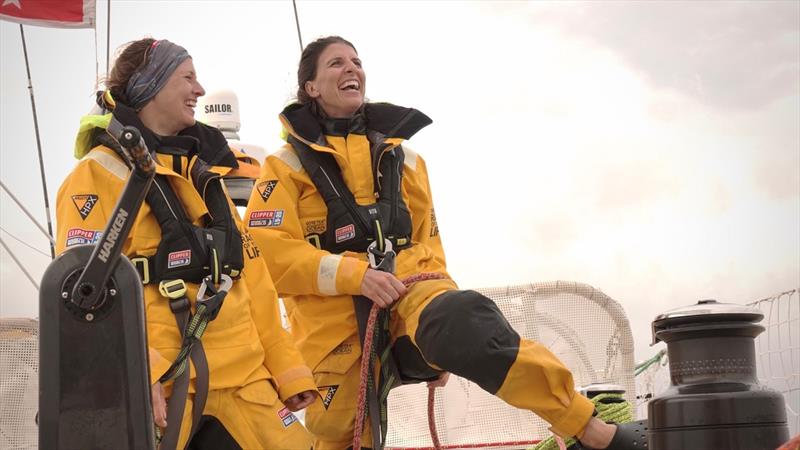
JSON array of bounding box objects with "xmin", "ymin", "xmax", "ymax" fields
[{"xmin": 648, "ymin": 299, "xmax": 789, "ymax": 450}]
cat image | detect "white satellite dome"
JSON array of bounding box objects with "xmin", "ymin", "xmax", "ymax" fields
[{"xmin": 197, "ymin": 89, "xmax": 240, "ymax": 135}]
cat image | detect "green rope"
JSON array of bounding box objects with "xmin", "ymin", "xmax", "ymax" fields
[
  {"xmin": 635, "ymin": 349, "xmax": 666, "ymax": 377},
  {"xmin": 529, "ymin": 392, "xmax": 633, "ymax": 450}
]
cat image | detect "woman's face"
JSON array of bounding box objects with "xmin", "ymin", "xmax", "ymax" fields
[
  {"xmin": 305, "ymin": 43, "xmax": 365, "ymax": 118},
  {"xmin": 140, "ymin": 58, "xmax": 205, "ymax": 135}
]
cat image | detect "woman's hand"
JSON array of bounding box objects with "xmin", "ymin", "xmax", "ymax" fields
[
  {"xmin": 359, "ymin": 268, "xmax": 408, "ymax": 308},
  {"xmin": 152, "ymin": 381, "xmax": 167, "ymax": 428},
  {"xmin": 284, "ymin": 390, "xmax": 317, "ymax": 412}
]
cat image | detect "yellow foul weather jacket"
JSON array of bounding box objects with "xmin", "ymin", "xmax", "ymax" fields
[
  {"xmin": 56, "ymin": 122, "xmax": 316, "ymax": 403},
  {"xmin": 245, "ymin": 103, "xmax": 457, "ymax": 374}
]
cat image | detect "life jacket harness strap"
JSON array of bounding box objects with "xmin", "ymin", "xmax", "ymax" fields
[
  {"xmin": 286, "ymin": 121, "xmax": 416, "ymax": 449},
  {"xmin": 287, "ymin": 132, "xmax": 413, "ymax": 450},
  {"xmin": 155, "ymin": 274, "xmax": 231, "ymax": 450},
  {"xmin": 352, "ymin": 231, "xmax": 397, "ymax": 450},
  {"xmin": 94, "ymin": 142, "xmax": 239, "ymax": 449},
  {"xmin": 133, "ymin": 162, "xmax": 238, "ymax": 450}
]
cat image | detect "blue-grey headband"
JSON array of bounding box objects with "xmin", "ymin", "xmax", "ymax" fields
[{"xmin": 124, "ymin": 40, "xmax": 190, "ymax": 109}]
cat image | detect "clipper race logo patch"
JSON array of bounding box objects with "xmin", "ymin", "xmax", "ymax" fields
[
  {"xmin": 257, "ymin": 180, "xmax": 278, "ymax": 202},
  {"xmin": 71, "ymin": 194, "xmax": 98, "ymax": 220},
  {"xmin": 167, "ymin": 250, "xmax": 192, "ymax": 268},
  {"xmin": 335, "ymin": 224, "xmax": 355, "ymax": 243},
  {"xmin": 65, "ymin": 228, "xmax": 102, "ymax": 247},
  {"xmin": 277, "ymin": 407, "xmax": 298, "ymax": 428},
  {"xmin": 319, "ymin": 385, "xmax": 339, "ymax": 410},
  {"xmin": 248, "ymin": 210, "xmax": 284, "ymax": 227}
]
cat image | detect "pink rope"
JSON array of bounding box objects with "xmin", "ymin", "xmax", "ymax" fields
[
  {"xmin": 352, "ymin": 301, "xmax": 379, "ymax": 450},
  {"xmin": 427, "ymin": 385, "xmax": 442, "ymax": 450},
  {"xmin": 384, "ymin": 441, "xmax": 541, "ymax": 450},
  {"xmin": 352, "ymin": 272, "xmax": 449, "ymax": 450}
]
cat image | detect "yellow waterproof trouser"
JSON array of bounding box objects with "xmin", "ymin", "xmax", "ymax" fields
[
  {"xmin": 172, "ymin": 380, "xmax": 313, "ymax": 450},
  {"xmin": 306, "ymin": 357, "xmax": 373, "ymax": 450},
  {"xmin": 305, "ymin": 283, "xmax": 595, "ymax": 449}
]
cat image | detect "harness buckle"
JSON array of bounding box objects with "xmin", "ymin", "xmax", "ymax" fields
[
  {"xmin": 196, "ymin": 274, "xmax": 232, "ymax": 321},
  {"xmin": 158, "ymin": 279, "xmax": 187, "ymax": 299},
  {"xmin": 367, "ymin": 239, "xmax": 396, "ymax": 273},
  {"xmin": 131, "ymin": 257, "xmax": 150, "ymax": 284}
]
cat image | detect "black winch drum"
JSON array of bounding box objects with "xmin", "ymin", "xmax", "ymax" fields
[
  {"xmin": 648, "ymin": 299, "xmax": 789, "ymax": 450},
  {"xmin": 579, "ymin": 382, "xmax": 626, "ymax": 399}
]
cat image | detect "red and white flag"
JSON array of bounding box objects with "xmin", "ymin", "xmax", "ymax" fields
[{"xmin": 0, "ymin": 0, "xmax": 95, "ymax": 29}]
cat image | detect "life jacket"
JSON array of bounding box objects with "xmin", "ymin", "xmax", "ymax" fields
[
  {"xmin": 286, "ymin": 103, "xmax": 443, "ymax": 402},
  {"xmin": 290, "ymin": 134, "xmax": 412, "ymax": 254},
  {"xmin": 94, "ymin": 102, "xmax": 243, "ymax": 285},
  {"xmin": 284, "ymin": 103, "xmax": 431, "ymax": 255},
  {"xmin": 136, "ymin": 157, "xmax": 244, "ymax": 285}
]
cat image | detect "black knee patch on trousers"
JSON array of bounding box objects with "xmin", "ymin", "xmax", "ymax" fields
[
  {"xmin": 415, "ymin": 290, "xmax": 520, "ymax": 394},
  {"xmin": 393, "ymin": 335, "xmax": 441, "ymax": 383},
  {"xmin": 187, "ymin": 415, "xmax": 242, "ymax": 450}
]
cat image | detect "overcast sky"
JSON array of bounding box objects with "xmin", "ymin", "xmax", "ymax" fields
[{"xmin": 1, "ymin": 1, "xmax": 798, "ymax": 362}]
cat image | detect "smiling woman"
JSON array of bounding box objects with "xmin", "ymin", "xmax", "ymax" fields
[
  {"xmin": 105, "ymin": 38, "xmax": 204, "ymax": 135},
  {"xmin": 296, "ymin": 35, "xmax": 365, "ymax": 117},
  {"xmin": 137, "ymin": 59, "xmax": 204, "ymax": 135},
  {"xmin": 244, "ymin": 35, "xmax": 650, "ymax": 450},
  {"xmin": 53, "ymin": 37, "xmax": 318, "ymax": 450}
]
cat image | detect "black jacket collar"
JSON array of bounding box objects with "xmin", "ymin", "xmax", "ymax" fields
[
  {"xmin": 282, "ymin": 102, "xmax": 432, "ymax": 145},
  {"xmin": 106, "ymin": 100, "xmax": 238, "ymax": 168}
]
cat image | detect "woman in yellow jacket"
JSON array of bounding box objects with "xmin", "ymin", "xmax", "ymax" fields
[
  {"xmin": 245, "ymin": 36, "xmax": 638, "ymax": 450},
  {"xmin": 56, "ymin": 38, "xmax": 316, "ymax": 450}
]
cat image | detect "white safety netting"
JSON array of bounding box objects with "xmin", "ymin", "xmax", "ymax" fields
[
  {"xmin": 751, "ymin": 289, "xmax": 800, "ymax": 438},
  {"xmin": 385, "ymin": 281, "xmax": 636, "ymax": 450},
  {"xmin": 0, "ymin": 318, "xmax": 38, "ymax": 450}
]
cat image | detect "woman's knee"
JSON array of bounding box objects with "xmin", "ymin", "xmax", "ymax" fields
[{"xmin": 414, "ymin": 290, "xmax": 520, "ymax": 393}]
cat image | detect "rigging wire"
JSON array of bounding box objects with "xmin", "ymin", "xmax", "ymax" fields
[
  {"xmin": 93, "ymin": 13, "xmax": 98, "ymax": 82},
  {"xmin": 0, "ymin": 180, "xmax": 56, "ymax": 245},
  {"xmin": 0, "ymin": 237, "xmax": 40, "ymax": 291},
  {"xmin": 291, "ymin": 0, "xmax": 304, "ymax": 52},
  {"xmin": 0, "ymin": 226, "xmax": 51, "ymax": 258},
  {"xmin": 18, "ymin": 25, "xmax": 56, "ymax": 259},
  {"xmin": 106, "ymin": 0, "xmax": 111, "ymax": 76}
]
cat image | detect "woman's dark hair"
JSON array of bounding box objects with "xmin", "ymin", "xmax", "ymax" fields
[
  {"xmin": 296, "ymin": 36, "xmax": 357, "ymax": 104},
  {"xmin": 106, "ymin": 37, "xmax": 156, "ymax": 105}
]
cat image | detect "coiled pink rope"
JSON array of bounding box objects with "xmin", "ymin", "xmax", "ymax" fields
[{"xmin": 353, "ymin": 272, "xmax": 448, "ymax": 450}]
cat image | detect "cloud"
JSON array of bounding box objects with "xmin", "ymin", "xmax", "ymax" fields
[
  {"xmin": 518, "ymin": 1, "xmax": 800, "ymax": 110},
  {"xmin": 583, "ymin": 158, "xmax": 681, "ymax": 211}
]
